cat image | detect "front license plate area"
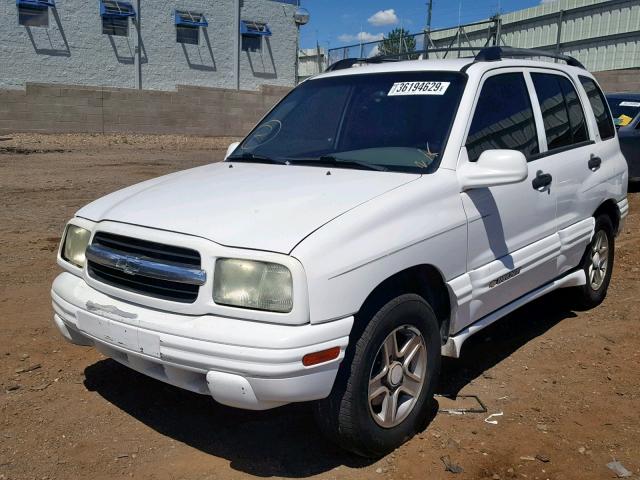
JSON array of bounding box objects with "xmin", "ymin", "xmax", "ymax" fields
[
  {"xmin": 77, "ymin": 310, "xmax": 137, "ymax": 351},
  {"xmin": 138, "ymin": 329, "xmax": 160, "ymax": 358}
]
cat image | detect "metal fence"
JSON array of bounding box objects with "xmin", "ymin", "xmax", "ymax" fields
[
  {"xmin": 327, "ymin": 0, "xmax": 640, "ymax": 72},
  {"xmin": 327, "ymin": 18, "xmax": 501, "ymax": 65}
]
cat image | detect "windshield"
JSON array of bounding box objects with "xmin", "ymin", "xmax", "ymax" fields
[
  {"xmin": 231, "ymin": 71, "xmax": 466, "ymax": 173},
  {"xmin": 607, "ymin": 96, "xmax": 640, "ymax": 127}
]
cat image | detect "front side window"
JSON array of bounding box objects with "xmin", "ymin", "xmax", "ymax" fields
[
  {"xmin": 466, "ymin": 73, "xmax": 539, "ymax": 162},
  {"xmin": 231, "ymin": 72, "xmax": 466, "ymax": 173},
  {"xmin": 531, "ymin": 73, "xmax": 589, "ymax": 151}
]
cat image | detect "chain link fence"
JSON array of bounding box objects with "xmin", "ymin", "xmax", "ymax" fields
[{"xmin": 327, "ymin": 18, "xmax": 502, "ymax": 67}]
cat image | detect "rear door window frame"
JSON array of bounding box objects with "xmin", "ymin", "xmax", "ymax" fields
[
  {"xmin": 581, "ymin": 76, "xmax": 617, "ymax": 140},
  {"xmin": 525, "ymin": 68, "xmax": 595, "ymax": 160}
]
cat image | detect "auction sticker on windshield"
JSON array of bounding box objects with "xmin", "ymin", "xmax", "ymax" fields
[{"xmin": 388, "ymin": 81, "xmax": 450, "ymax": 96}]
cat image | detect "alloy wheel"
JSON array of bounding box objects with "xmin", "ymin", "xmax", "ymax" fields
[
  {"xmin": 368, "ymin": 325, "xmax": 427, "ymax": 428},
  {"xmin": 589, "ymin": 230, "xmax": 609, "ymax": 290}
]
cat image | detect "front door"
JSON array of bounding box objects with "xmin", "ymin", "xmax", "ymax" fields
[{"xmin": 458, "ymin": 70, "xmax": 559, "ymax": 328}]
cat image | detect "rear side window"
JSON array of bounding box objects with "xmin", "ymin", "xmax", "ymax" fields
[
  {"xmin": 559, "ymin": 77, "xmax": 588, "ymax": 143},
  {"xmin": 580, "ymin": 76, "xmax": 615, "ymax": 140},
  {"xmin": 466, "ymin": 73, "xmax": 539, "ymax": 162},
  {"xmin": 531, "ymin": 73, "xmax": 589, "ymax": 151}
]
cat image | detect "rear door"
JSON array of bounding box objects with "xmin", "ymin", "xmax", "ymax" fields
[
  {"xmin": 527, "ymin": 70, "xmax": 610, "ymax": 274},
  {"xmin": 459, "ymin": 69, "xmax": 559, "ymax": 325}
]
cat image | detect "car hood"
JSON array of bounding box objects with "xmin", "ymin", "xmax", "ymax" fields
[{"xmin": 77, "ymin": 162, "xmax": 420, "ymax": 253}]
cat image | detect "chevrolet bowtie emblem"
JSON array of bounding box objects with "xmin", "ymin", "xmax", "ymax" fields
[{"xmin": 115, "ymin": 257, "xmax": 141, "ymax": 275}]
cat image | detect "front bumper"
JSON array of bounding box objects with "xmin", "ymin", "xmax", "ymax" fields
[{"xmin": 52, "ymin": 272, "xmax": 353, "ymax": 410}]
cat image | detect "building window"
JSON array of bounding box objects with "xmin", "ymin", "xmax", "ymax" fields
[
  {"xmin": 17, "ymin": 0, "xmax": 55, "ymax": 27},
  {"xmin": 175, "ymin": 10, "xmax": 207, "ymax": 45},
  {"xmin": 240, "ymin": 20, "xmax": 271, "ymax": 52},
  {"xmin": 240, "ymin": 20, "xmax": 272, "ymax": 37},
  {"xmin": 242, "ymin": 36, "xmax": 262, "ymax": 52},
  {"xmin": 102, "ymin": 17, "xmax": 128, "ymax": 36},
  {"xmin": 99, "ymin": 0, "xmax": 135, "ymax": 37}
]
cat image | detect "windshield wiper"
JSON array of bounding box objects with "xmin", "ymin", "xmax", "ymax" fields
[
  {"xmin": 226, "ymin": 152, "xmax": 289, "ymax": 165},
  {"xmin": 289, "ymin": 155, "xmax": 388, "ymax": 172}
]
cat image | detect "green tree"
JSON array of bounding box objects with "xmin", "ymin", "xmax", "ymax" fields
[{"xmin": 378, "ymin": 28, "xmax": 417, "ymax": 59}]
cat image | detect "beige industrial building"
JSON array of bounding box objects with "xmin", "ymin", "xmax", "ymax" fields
[{"xmin": 329, "ymin": 0, "xmax": 639, "ymax": 92}]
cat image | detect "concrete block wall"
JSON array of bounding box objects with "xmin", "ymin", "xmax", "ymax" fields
[
  {"xmin": 0, "ymin": 0, "xmax": 297, "ymax": 92},
  {"xmin": 0, "ymin": 83, "xmax": 291, "ymax": 136},
  {"xmin": 594, "ymin": 69, "xmax": 640, "ymax": 93}
]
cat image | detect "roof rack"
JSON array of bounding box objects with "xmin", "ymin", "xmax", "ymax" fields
[
  {"xmin": 325, "ymin": 46, "xmax": 585, "ymax": 72},
  {"xmin": 477, "ymin": 46, "xmax": 585, "ymax": 68}
]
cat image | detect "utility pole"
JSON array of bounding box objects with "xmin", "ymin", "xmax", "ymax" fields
[
  {"xmin": 233, "ymin": 0, "xmax": 240, "ymax": 90},
  {"xmin": 424, "ymin": 0, "xmax": 433, "ymax": 58},
  {"xmin": 134, "ymin": 0, "xmax": 142, "ymax": 89},
  {"xmin": 316, "ymin": 40, "xmax": 322, "ymax": 75},
  {"xmin": 293, "ymin": 4, "xmax": 309, "ymax": 84}
]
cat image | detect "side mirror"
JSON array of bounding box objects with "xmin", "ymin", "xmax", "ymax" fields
[
  {"xmin": 458, "ymin": 149, "xmax": 528, "ymax": 191},
  {"xmin": 225, "ymin": 142, "xmax": 240, "ymax": 160}
]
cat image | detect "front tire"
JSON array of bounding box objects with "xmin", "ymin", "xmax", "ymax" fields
[
  {"xmin": 313, "ymin": 294, "xmax": 441, "ymax": 457},
  {"xmin": 573, "ymin": 214, "xmax": 615, "ymax": 309}
]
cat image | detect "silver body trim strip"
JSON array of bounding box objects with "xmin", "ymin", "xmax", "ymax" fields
[{"xmin": 86, "ymin": 244, "xmax": 207, "ymax": 286}]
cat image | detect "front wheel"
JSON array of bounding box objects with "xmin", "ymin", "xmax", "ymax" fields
[
  {"xmin": 313, "ymin": 294, "xmax": 441, "ymax": 457},
  {"xmin": 573, "ymin": 214, "xmax": 615, "ymax": 309}
]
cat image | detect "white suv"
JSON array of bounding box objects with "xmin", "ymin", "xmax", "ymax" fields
[{"xmin": 52, "ymin": 47, "xmax": 628, "ymax": 457}]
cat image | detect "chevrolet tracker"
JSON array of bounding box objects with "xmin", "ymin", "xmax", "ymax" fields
[{"xmin": 52, "ymin": 47, "xmax": 629, "ymax": 457}]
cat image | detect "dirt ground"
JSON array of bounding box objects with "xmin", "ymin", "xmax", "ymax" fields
[{"xmin": 0, "ymin": 133, "xmax": 638, "ymax": 480}]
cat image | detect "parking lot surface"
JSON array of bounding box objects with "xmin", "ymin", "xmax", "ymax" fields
[{"xmin": 1, "ymin": 134, "xmax": 638, "ymax": 480}]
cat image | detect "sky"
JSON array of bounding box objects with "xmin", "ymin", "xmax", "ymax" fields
[{"xmin": 297, "ymin": 0, "xmax": 551, "ymax": 51}]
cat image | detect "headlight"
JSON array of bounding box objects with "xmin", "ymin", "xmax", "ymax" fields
[
  {"xmin": 61, "ymin": 225, "xmax": 91, "ymax": 268},
  {"xmin": 213, "ymin": 259, "xmax": 293, "ymax": 313}
]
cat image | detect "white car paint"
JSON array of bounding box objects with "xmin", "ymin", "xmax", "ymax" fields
[
  {"xmin": 77, "ymin": 162, "xmax": 419, "ymax": 254},
  {"xmin": 52, "ymin": 58, "xmax": 628, "ymax": 410}
]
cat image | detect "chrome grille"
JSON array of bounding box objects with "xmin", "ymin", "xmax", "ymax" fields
[{"xmin": 87, "ymin": 232, "xmax": 205, "ymax": 303}]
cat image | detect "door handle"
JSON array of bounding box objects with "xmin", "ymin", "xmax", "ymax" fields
[
  {"xmin": 532, "ymin": 170, "xmax": 552, "ymax": 190},
  {"xmin": 588, "ymin": 155, "xmax": 602, "ymax": 171}
]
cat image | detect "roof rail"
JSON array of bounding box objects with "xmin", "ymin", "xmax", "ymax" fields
[
  {"xmin": 475, "ymin": 46, "xmax": 585, "ymax": 68},
  {"xmin": 325, "ymin": 45, "xmax": 585, "ymax": 72},
  {"xmin": 325, "ymin": 58, "xmax": 365, "ymax": 72},
  {"xmin": 325, "ymin": 47, "xmax": 479, "ymax": 72}
]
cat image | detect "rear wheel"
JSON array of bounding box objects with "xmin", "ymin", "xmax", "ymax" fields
[
  {"xmin": 573, "ymin": 214, "xmax": 615, "ymax": 308},
  {"xmin": 313, "ymin": 294, "xmax": 441, "ymax": 457}
]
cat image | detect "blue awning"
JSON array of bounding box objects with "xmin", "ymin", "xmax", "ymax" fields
[
  {"xmin": 99, "ymin": 0, "xmax": 135, "ymax": 18},
  {"xmin": 240, "ymin": 20, "xmax": 272, "ymax": 37},
  {"xmin": 16, "ymin": 0, "xmax": 55, "ymax": 9},
  {"xmin": 175, "ymin": 10, "xmax": 208, "ymax": 28}
]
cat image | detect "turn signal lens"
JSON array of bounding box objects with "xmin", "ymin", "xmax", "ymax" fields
[{"xmin": 302, "ymin": 347, "xmax": 341, "ymax": 367}]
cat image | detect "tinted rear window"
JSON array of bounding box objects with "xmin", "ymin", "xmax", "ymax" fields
[
  {"xmin": 580, "ymin": 77, "xmax": 615, "ymax": 138},
  {"xmin": 532, "ymin": 73, "xmax": 589, "ymax": 151}
]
